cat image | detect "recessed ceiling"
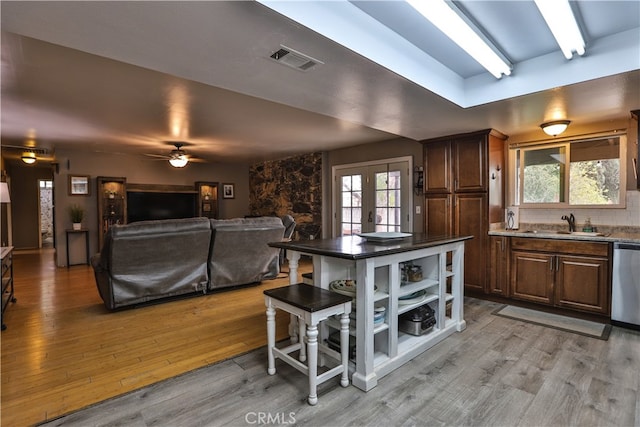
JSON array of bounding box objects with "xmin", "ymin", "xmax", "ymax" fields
[{"xmin": 1, "ymin": 1, "xmax": 639, "ymax": 164}]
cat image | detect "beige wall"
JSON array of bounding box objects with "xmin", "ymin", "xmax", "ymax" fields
[
  {"xmin": 504, "ymin": 116, "xmax": 639, "ymax": 228},
  {"xmin": 506, "ymin": 116, "xmax": 637, "ymax": 191},
  {"xmin": 324, "ymin": 137, "xmax": 424, "ymax": 236},
  {"xmin": 52, "ymin": 149, "xmax": 249, "ymax": 266}
]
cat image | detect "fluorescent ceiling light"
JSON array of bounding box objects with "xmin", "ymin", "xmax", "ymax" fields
[
  {"xmin": 535, "ymin": 0, "xmax": 585, "ymax": 59},
  {"xmin": 406, "ymin": 0, "xmax": 512, "ymax": 79}
]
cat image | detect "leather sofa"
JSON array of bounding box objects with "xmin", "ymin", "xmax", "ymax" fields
[{"xmin": 91, "ymin": 216, "xmax": 285, "ymax": 310}]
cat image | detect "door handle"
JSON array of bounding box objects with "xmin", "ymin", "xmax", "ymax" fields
[{"xmin": 368, "ymin": 211, "xmax": 373, "ymax": 223}]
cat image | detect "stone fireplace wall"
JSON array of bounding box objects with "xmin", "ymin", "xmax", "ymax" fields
[{"xmin": 249, "ymin": 152, "xmax": 322, "ymax": 239}]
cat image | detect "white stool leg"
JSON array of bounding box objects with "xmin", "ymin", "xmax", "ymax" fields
[
  {"xmin": 298, "ymin": 316, "xmax": 307, "ymax": 362},
  {"xmin": 266, "ymin": 302, "xmax": 276, "ymax": 375},
  {"xmin": 289, "ymin": 314, "xmax": 298, "ymax": 344},
  {"xmin": 306, "ymin": 323, "xmax": 318, "ymax": 405},
  {"xmin": 339, "ymin": 312, "xmax": 350, "ymax": 387}
]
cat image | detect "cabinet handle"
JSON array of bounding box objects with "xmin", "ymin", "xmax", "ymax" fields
[
  {"xmin": 550, "ymin": 256, "xmax": 554, "ymax": 271},
  {"xmin": 556, "ymin": 256, "xmax": 559, "ymax": 271}
]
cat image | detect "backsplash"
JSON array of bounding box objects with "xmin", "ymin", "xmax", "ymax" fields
[{"xmin": 519, "ymin": 190, "xmax": 640, "ymax": 229}]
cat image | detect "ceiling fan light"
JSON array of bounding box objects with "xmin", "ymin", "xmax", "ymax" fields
[
  {"xmin": 169, "ymin": 155, "xmax": 188, "ymax": 168},
  {"xmin": 21, "ymin": 151, "xmax": 37, "ymax": 164},
  {"xmin": 541, "ymin": 120, "xmax": 570, "ymax": 136}
]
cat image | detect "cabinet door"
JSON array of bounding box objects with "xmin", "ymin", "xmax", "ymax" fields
[
  {"xmin": 510, "ymin": 250, "xmax": 554, "ymax": 304},
  {"xmin": 196, "ymin": 182, "xmax": 219, "ymax": 219},
  {"xmin": 424, "ymin": 141, "xmax": 451, "ymax": 193},
  {"xmin": 425, "ymin": 194, "xmax": 452, "ymax": 236},
  {"xmin": 454, "ymin": 135, "xmax": 486, "ymax": 192},
  {"xmin": 97, "ymin": 177, "xmax": 127, "ymax": 249},
  {"xmin": 555, "ymin": 255, "xmax": 610, "ymax": 315},
  {"xmin": 489, "ymin": 236, "xmax": 508, "ymax": 296},
  {"xmin": 455, "ymin": 193, "xmax": 488, "ymax": 293}
]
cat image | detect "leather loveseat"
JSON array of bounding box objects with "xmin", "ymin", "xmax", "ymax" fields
[{"xmin": 91, "ymin": 216, "xmax": 285, "ymax": 310}]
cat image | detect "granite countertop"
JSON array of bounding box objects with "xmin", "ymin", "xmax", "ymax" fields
[
  {"xmin": 269, "ymin": 233, "xmax": 473, "ymax": 260},
  {"xmin": 489, "ymin": 224, "xmax": 640, "ymax": 244}
]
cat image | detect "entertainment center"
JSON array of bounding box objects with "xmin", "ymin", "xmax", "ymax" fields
[{"xmin": 96, "ymin": 177, "xmax": 219, "ymax": 248}]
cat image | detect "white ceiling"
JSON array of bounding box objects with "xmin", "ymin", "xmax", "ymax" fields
[{"xmin": 1, "ymin": 1, "xmax": 639, "ymax": 165}]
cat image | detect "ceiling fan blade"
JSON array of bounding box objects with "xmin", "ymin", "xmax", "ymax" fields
[{"xmin": 143, "ymin": 153, "xmax": 171, "ymax": 159}]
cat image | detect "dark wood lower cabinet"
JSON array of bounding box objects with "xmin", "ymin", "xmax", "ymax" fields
[
  {"xmin": 489, "ymin": 236, "xmax": 508, "ymax": 296},
  {"xmin": 510, "ymin": 250, "xmax": 554, "ymax": 304},
  {"xmin": 507, "ymin": 237, "xmax": 611, "ymax": 316},
  {"xmin": 555, "ymin": 255, "xmax": 609, "ymax": 314},
  {"xmin": 455, "ymin": 193, "xmax": 488, "ymax": 293}
]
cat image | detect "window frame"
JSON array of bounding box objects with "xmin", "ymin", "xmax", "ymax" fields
[{"xmin": 510, "ymin": 132, "xmax": 627, "ymax": 209}]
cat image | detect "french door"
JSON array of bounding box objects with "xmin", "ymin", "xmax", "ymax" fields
[{"xmin": 334, "ymin": 159, "xmax": 411, "ymax": 237}]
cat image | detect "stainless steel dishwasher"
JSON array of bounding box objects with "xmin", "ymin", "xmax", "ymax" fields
[{"xmin": 611, "ymin": 242, "xmax": 640, "ymax": 329}]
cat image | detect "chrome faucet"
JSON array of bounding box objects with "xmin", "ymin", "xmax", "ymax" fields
[{"xmin": 561, "ymin": 213, "xmax": 576, "ymax": 232}]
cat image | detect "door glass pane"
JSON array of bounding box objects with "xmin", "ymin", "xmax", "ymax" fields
[
  {"xmin": 341, "ymin": 174, "xmax": 363, "ymax": 236},
  {"xmin": 374, "ymin": 171, "xmax": 402, "ymax": 232}
]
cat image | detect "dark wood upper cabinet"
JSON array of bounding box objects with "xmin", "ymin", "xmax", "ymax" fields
[
  {"xmin": 454, "ymin": 135, "xmax": 487, "ymax": 192},
  {"xmin": 422, "ymin": 129, "xmax": 507, "ymax": 294},
  {"xmin": 424, "ymin": 140, "xmax": 451, "ymax": 193}
]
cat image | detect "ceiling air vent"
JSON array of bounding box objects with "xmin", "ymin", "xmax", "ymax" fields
[{"xmin": 269, "ymin": 45, "xmax": 323, "ymax": 71}]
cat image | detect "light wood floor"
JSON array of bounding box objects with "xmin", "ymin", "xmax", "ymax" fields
[
  {"xmin": 1, "ymin": 249, "xmax": 309, "ymax": 427},
  {"xmin": 41, "ymin": 297, "xmax": 640, "ymax": 427}
]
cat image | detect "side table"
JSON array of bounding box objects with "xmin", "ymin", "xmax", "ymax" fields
[{"xmin": 66, "ymin": 229, "xmax": 90, "ymax": 267}]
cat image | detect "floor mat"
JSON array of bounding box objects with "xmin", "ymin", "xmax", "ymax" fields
[{"xmin": 493, "ymin": 305, "xmax": 611, "ymax": 340}]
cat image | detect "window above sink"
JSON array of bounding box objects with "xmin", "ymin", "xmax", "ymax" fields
[{"xmin": 510, "ymin": 132, "xmax": 627, "ymax": 208}]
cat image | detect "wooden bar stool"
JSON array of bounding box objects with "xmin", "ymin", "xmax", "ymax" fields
[{"xmin": 264, "ymin": 283, "xmax": 352, "ymax": 405}]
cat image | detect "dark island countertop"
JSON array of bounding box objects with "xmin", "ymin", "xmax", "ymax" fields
[{"xmin": 269, "ymin": 234, "xmax": 472, "ymax": 261}]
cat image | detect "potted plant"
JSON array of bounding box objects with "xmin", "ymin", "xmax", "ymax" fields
[{"xmin": 69, "ymin": 204, "xmax": 85, "ymax": 230}]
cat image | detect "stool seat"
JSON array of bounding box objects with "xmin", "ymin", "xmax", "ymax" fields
[
  {"xmin": 264, "ymin": 283, "xmax": 352, "ymax": 312},
  {"xmin": 264, "ymin": 283, "xmax": 352, "ymax": 405}
]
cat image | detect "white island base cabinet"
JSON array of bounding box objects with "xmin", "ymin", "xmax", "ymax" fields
[{"xmin": 282, "ymin": 237, "xmax": 467, "ymax": 392}]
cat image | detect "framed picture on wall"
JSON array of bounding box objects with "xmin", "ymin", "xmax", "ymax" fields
[
  {"xmin": 68, "ymin": 175, "xmax": 91, "ymax": 196},
  {"xmin": 222, "ymin": 183, "xmax": 235, "ymax": 199}
]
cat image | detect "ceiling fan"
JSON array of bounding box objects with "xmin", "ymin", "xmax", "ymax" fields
[
  {"xmin": 1, "ymin": 144, "xmax": 53, "ymax": 164},
  {"xmin": 144, "ymin": 142, "xmax": 204, "ymax": 168}
]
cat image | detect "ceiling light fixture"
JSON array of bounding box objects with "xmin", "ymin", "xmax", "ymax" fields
[
  {"xmin": 406, "ymin": 0, "xmax": 512, "ymax": 79},
  {"xmin": 534, "ymin": 0, "xmax": 585, "ymax": 59},
  {"xmin": 168, "ymin": 143, "xmax": 189, "ymax": 168},
  {"xmin": 541, "ymin": 120, "xmax": 571, "ymax": 136},
  {"xmin": 169, "ymin": 154, "xmax": 188, "ymax": 168},
  {"xmin": 21, "ymin": 151, "xmax": 37, "ymax": 164}
]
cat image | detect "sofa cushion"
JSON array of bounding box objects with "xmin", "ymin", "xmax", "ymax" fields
[
  {"xmin": 208, "ymin": 217, "xmax": 284, "ymax": 289},
  {"xmin": 105, "ymin": 217, "xmax": 211, "ymax": 308}
]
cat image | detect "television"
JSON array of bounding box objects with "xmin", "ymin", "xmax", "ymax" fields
[{"xmin": 126, "ymin": 191, "xmax": 197, "ymax": 223}]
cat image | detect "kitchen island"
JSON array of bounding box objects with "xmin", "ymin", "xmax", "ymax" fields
[{"xmin": 269, "ymin": 233, "xmax": 472, "ymax": 391}]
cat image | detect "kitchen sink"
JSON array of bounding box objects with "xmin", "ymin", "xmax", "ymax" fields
[
  {"xmin": 564, "ymin": 231, "xmax": 605, "ymax": 236},
  {"xmin": 515, "ymin": 230, "xmax": 604, "ymax": 236}
]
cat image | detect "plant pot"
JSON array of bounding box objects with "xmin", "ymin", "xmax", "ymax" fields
[{"xmin": 72, "ymin": 223, "xmax": 82, "ymax": 230}]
